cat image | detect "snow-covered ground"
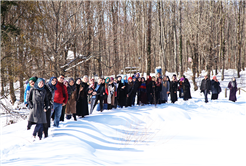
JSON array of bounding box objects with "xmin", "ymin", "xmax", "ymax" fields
[{"xmin": 1, "ymin": 69, "xmax": 246, "ymax": 165}]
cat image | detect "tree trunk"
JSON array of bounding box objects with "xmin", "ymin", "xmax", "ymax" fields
[
  {"xmin": 8, "ymin": 64, "xmax": 16, "ymax": 104},
  {"xmin": 112, "ymin": 1, "xmax": 118, "ymax": 77},
  {"xmin": 237, "ymin": 0, "xmax": 242, "ymax": 78},
  {"xmin": 173, "ymin": 2, "xmax": 178, "ymax": 75},
  {"xmin": 85, "ymin": 1, "xmax": 91, "ymax": 76},
  {"xmin": 147, "ymin": 1, "xmax": 152, "ymax": 75},
  {"xmin": 179, "ymin": 0, "xmax": 183, "ymax": 77}
]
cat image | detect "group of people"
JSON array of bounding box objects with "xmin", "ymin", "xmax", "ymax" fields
[
  {"xmin": 200, "ymin": 74, "xmax": 238, "ymax": 103},
  {"xmin": 24, "ymin": 72, "xmax": 238, "ymax": 141}
]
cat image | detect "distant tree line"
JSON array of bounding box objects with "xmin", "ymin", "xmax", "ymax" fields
[{"xmin": 1, "ymin": 0, "xmax": 245, "ymax": 104}]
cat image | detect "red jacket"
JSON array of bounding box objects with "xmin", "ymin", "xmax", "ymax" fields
[{"xmin": 54, "ymin": 82, "xmax": 68, "ymax": 104}]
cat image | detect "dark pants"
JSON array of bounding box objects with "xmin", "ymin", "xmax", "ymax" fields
[
  {"xmin": 114, "ymin": 97, "xmax": 118, "ymax": 108},
  {"xmin": 132, "ymin": 93, "xmax": 136, "ymax": 106},
  {"xmin": 43, "ymin": 108, "xmax": 52, "ymax": 138},
  {"xmin": 90, "ymin": 97, "xmax": 103, "ymax": 114},
  {"xmin": 33, "ymin": 123, "xmax": 43, "ymax": 140},
  {"xmin": 60, "ymin": 105, "xmax": 66, "ymax": 121},
  {"xmin": 108, "ymin": 104, "xmax": 112, "ymax": 110},
  {"xmin": 203, "ymin": 90, "xmax": 209, "ymax": 103},
  {"xmin": 211, "ymin": 94, "xmax": 218, "ymax": 100},
  {"xmin": 161, "ymin": 100, "xmax": 167, "ymax": 103}
]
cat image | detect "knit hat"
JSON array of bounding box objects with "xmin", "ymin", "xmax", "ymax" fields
[
  {"xmin": 213, "ymin": 76, "xmax": 217, "ymax": 80},
  {"xmin": 128, "ymin": 77, "xmax": 132, "ymax": 81},
  {"xmin": 29, "ymin": 77, "xmax": 37, "ymax": 83}
]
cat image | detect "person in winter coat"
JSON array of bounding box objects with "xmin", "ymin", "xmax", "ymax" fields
[
  {"xmin": 60, "ymin": 80, "xmax": 69, "ymax": 121},
  {"xmin": 200, "ymin": 75, "xmax": 211, "ymax": 103},
  {"xmin": 65, "ymin": 78, "xmax": 77, "ymax": 121},
  {"xmin": 137, "ymin": 77, "xmax": 142, "ymax": 105},
  {"xmin": 160, "ymin": 76, "xmax": 170, "ymax": 103},
  {"xmin": 76, "ymin": 76, "xmax": 90, "ymax": 118},
  {"xmin": 126, "ymin": 77, "xmax": 134, "ymax": 107},
  {"xmin": 155, "ymin": 77, "xmax": 162, "ymax": 104},
  {"xmin": 166, "ymin": 76, "xmax": 171, "ymax": 97},
  {"xmin": 75, "ymin": 78, "xmax": 85, "ymax": 117},
  {"xmin": 113, "ymin": 78, "xmax": 118, "ymax": 108},
  {"xmin": 24, "ymin": 77, "xmax": 38, "ymax": 107},
  {"xmin": 43, "ymin": 77, "xmax": 57, "ymax": 138},
  {"xmin": 139, "ymin": 77, "xmax": 147, "ymax": 105},
  {"xmin": 178, "ymin": 78, "xmax": 184, "ymax": 98},
  {"xmin": 132, "ymin": 77, "xmax": 140, "ymax": 106},
  {"xmin": 118, "ymin": 75, "xmax": 128, "ymax": 108},
  {"xmin": 211, "ymin": 76, "xmax": 221, "ymax": 100},
  {"xmin": 106, "ymin": 77, "xmax": 115, "ymax": 110},
  {"xmin": 170, "ymin": 75, "xmax": 178, "ymax": 103},
  {"xmin": 228, "ymin": 77, "xmax": 237, "ymax": 102},
  {"xmin": 88, "ymin": 78, "xmax": 97, "ymax": 104},
  {"xmin": 27, "ymin": 78, "xmax": 49, "ymax": 140},
  {"xmin": 90, "ymin": 78, "xmax": 105, "ymax": 113},
  {"xmin": 116, "ymin": 76, "xmax": 122, "ymax": 108},
  {"xmin": 146, "ymin": 76, "xmax": 153, "ymax": 104},
  {"xmin": 52, "ymin": 74, "xmax": 68, "ymax": 127},
  {"xmin": 181, "ymin": 76, "xmax": 191, "ymax": 101}
]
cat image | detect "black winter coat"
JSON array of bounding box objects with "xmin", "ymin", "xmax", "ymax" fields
[
  {"xmin": 200, "ymin": 78, "xmax": 211, "ymax": 92},
  {"xmin": 146, "ymin": 81, "xmax": 154, "ymax": 104},
  {"xmin": 170, "ymin": 81, "xmax": 178, "ymax": 103},
  {"xmin": 126, "ymin": 82, "xmax": 134, "ymax": 106},
  {"xmin": 44, "ymin": 84, "xmax": 55, "ymax": 128},
  {"xmin": 155, "ymin": 83, "xmax": 162, "ymax": 104},
  {"xmin": 76, "ymin": 82, "xmax": 89, "ymax": 117},
  {"xmin": 118, "ymin": 82, "xmax": 127, "ymax": 107},
  {"xmin": 211, "ymin": 80, "xmax": 220, "ymax": 94},
  {"xmin": 182, "ymin": 79, "xmax": 191, "ymax": 100},
  {"xmin": 28, "ymin": 88, "xmax": 49, "ymax": 124}
]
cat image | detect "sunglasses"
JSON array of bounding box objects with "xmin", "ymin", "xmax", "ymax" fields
[{"xmin": 60, "ymin": 77, "xmax": 64, "ymax": 79}]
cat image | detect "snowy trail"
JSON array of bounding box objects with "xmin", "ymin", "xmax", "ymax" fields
[{"xmin": 1, "ymin": 91, "xmax": 246, "ymax": 166}]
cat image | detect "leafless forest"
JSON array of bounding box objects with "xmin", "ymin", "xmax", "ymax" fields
[{"xmin": 1, "ymin": 0, "xmax": 246, "ymax": 103}]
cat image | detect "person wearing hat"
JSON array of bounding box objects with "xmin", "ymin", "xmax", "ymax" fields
[
  {"xmin": 126, "ymin": 77, "xmax": 134, "ymax": 107},
  {"xmin": 24, "ymin": 77, "xmax": 38, "ymax": 107},
  {"xmin": 200, "ymin": 75, "xmax": 211, "ymax": 103},
  {"xmin": 27, "ymin": 78, "xmax": 49, "ymax": 140},
  {"xmin": 211, "ymin": 76, "xmax": 221, "ymax": 100}
]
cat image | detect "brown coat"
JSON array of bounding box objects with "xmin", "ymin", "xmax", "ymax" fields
[{"xmin": 65, "ymin": 88, "xmax": 78, "ymax": 114}]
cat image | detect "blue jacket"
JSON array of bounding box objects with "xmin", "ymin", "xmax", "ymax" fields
[{"xmin": 24, "ymin": 83, "xmax": 31, "ymax": 104}]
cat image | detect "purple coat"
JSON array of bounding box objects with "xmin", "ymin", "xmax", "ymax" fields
[{"xmin": 228, "ymin": 81, "xmax": 237, "ymax": 102}]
